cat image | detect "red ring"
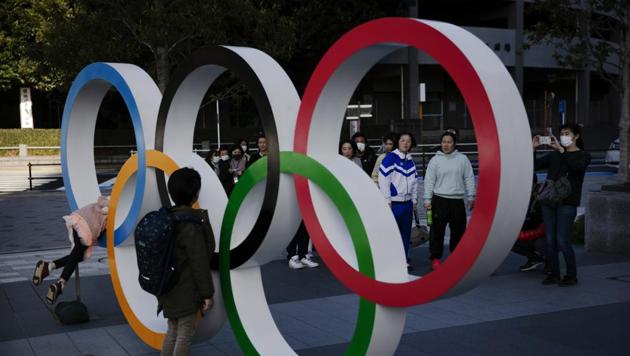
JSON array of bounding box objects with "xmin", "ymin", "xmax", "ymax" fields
[{"xmin": 294, "ymin": 18, "xmax": 501, "ymax": 307}]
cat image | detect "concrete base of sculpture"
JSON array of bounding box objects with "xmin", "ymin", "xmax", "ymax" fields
[{"xmin": 585, "ymin": 189, "xmax": 630, "ymax": 255}]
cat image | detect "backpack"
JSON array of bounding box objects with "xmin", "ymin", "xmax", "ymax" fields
[{"xmin": 134, "ymin": 207, "xmax": 201, "ymax": 296}]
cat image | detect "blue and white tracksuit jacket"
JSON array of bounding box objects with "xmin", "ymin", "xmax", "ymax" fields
[{"xmin": 378, "ymin": 149, "xmax": 418, "ymax": 205}]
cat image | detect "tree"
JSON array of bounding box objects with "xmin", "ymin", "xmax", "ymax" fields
[
  {"xmin": 0, "ymin": 0, "xmax": 297, "ymax": 93},
  {"xmin": 529, "ymin": 0, "xmax": 630, "ymax": 184},
  {"xmin": 0, "ymin": 0, "xmax": 138, "ymax": 92}
]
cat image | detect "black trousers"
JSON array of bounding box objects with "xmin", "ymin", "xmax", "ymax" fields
[
  {"xmin": 53, "ymin": 230, "xmax": 88, "ymax": 281},
  {"xmin": 511, "ymin": 238, "xmax": 545, "ymax": 261},
  {"xmin": 286, "ymin": 222, "xmax": 309, "ymax": 259},
  {"xmin": 429, "ymin": 195, "xmax": 467, "ymax": 260}
]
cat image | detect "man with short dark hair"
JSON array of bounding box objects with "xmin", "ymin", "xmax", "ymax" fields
[
  {"xmin": 248, "ymin": 135, "xmax": 268, "ymax": 166},
  {"xmin": 159, "ymin": 167, "xmax": 215, "ymax": 356}
]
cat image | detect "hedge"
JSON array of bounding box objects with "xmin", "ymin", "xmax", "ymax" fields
[{"xmin": 0, "ymin": 129, "xmax": 60, "ymax": 156}]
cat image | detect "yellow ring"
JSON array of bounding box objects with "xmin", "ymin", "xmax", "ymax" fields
[{"xmin": 107, "ymin": 149, "xmax": 191, "ymax": 349}]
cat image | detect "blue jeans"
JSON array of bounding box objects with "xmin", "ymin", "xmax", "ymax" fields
[
  {"xmin": 392, "ymin": 201, "xmax": 413, "ymax": 258},
  {"xmin": 541, "ymin": 204, "xmax": 578, "ymax": 277}
]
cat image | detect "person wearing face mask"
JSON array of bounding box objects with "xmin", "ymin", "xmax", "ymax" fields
[
  {"xmin": 339, "ymin": 139, "xmax": 362, "ymax": 167},
  {"xmin": 372, "ymin": 133, "xmax": 398, "ymax": 184},
  {"xmin": 238, "ymin": 138, "xmax": 251, "ymax": 162},
  {"xmin": 248, "ymin": 135, "xmax": 268, "ymax": 167},
  {"xmin": 352, "ymin": 132, "xmax": 377, "ymax": 175},
  {"xmin": 229, "ymin": 145, "xmax": 247, "ymax": 188},
  {"xmin": 378, "ymin": 132, "xmax": 418, "ymax": 271},
  {"xmin": 533, "ymin": 123, "xmax": 590, "ymax": 286},
  {"xmin": 205, "ymin": 150, "xmax": 221, "ymax": 175},
  {"xmin": 217, "ymin": 147, "xmax": 233, "ymax": 194},
  {"xmin": 424, "ymin": 132, "xmax": 476, "ymax": 270}
]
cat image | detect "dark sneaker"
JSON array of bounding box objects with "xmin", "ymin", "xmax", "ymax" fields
[
  {"xmin": 32, "ymin": 260, "xmax": 50, "ymax": 286},
  {"xmin": 542, "ymin": 275, "xmax": 560, "ymax": 285},
  {"xmin": 519, "ymin": 259, "xmax": 544, "ymax": 272},
  {"xmin": 558, "ymin": 276, "xmax": 578, "ymax": 286},
  {"xmin": 46, "ymin": 280, "xmax": 64, "ymax": 305}
]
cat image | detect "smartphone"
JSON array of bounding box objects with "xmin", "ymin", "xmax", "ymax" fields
[{"xmin": 539, "ymin": 136, "xmax": 552, "ymax": 145}]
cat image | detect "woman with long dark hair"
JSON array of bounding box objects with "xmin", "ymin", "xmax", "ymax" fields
[
  {"xmin": 339, "ymin": 139, "xmax": 362, "ymax": 167},
  {"xmin": 533, "ymin": 123, "xmax": 590, "ymax": 286}
]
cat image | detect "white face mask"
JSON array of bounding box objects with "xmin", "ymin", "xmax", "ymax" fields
[
  {"xmin": 221, "ymin": 155, "xmax": 230, "ymax": 161},
  {"xmin": 356, "ymin": 142, "xmax": 366, "ymax": 152},
  {"xmin": 212, "ymin": 156, "xmax": 220, "ymax": 164},
  {"xmin": 560, "ymin": 135, "xmax": 573, "ymax": 148},
  {"xmin": 241, "ymin": 145, "xmax": 248, "ymax": 152}
]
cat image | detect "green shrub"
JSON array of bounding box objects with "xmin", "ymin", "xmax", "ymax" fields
[{"xmin": 0, "ymin": 129, "xmax": 60, "ymax": 156}]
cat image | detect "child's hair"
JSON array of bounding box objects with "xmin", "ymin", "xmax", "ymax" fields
[{"xmin": 167, "ymin": 167, "xmax": 201, "ymax": 206}]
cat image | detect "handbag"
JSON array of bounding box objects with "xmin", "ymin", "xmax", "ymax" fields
[{"xmin": 537, "ymin": 175, "xmax": 571, "ymax": 207}]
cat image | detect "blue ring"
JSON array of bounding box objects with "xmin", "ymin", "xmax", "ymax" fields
[{"xmin": 61, "ymin": 63, "xmax": 147, "ymax": 247}]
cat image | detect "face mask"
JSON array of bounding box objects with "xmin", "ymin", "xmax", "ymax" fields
[
  {"xmin": 233, "ymin": 154, "xmax": 242, "ymax": 160},
  {"xmin": 356, "ymin": 142, "xmax": 366, "ymax": 152},
  {"xmin": 241, "ymin": 145, "xmax": 248, "ymax": 152},
  {"xmin": 221, "ymin": 155, "xmax": 229, "ymax": 161},
  {"xmin": 212, "ymin": 156, "xmax": 220, "ymax": 164},
  {"xmin": 560, "ymin": 136, "xmax": 573, "ymax": 147}
]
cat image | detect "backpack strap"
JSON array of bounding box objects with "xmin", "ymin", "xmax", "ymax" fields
[{"xmin": 171, "ymin": 209, "xmax": 205, "ymax": 224}]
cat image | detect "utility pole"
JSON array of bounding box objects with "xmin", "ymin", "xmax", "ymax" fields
[{"xmin": 405, "ymin": 0, "xmax": 419, "ymax": 121}]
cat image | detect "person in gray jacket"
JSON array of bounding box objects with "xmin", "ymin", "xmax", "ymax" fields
[{"xmin": 424, "ymin": 132, "xmax": 476, "ymax": 270}]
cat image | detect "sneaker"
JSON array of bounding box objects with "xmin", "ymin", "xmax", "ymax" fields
[
  {"xmin": 32, "ymin": 260, "xmax": 50, "ymax": 286},
  {"xmin": 519, "ymin": 259, "xmax": 544, "ymax": 272},
  {"xmin": 288, "ymin": 256, "xmax": 305, "ymax": 269},
  {"xmin": 432, "ymin": 259, "xmax": 440, "ymax": 270},
  {"xmin": 542, "ymin": 274, "xmax": 560, "ymax": 285},
  {"xmin": 558, "ymin": 276, "xmax": 578, "ymax": 286},
  {"xmin": 300, "ymin": 257, "xmax": 319, "ymax": 268},
  {"xmin": 46, "ymin": 280, "xmax": 64, "ymax": 304}
]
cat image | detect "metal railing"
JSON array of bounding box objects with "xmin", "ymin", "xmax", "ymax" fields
[
  {"xmin": 18, "ymin": 143, "xmax": 615, "ymax": 190},
  {"xmin": 27, "ymin": 162, "xmax": 62, "ymax": 190}
]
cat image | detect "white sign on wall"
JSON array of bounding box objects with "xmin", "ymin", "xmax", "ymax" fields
[
  {"xmin": 19, "ymin": 87, "xmax": 34, "ymax": 129},
  {"xmin": 419, "ymin": 82, "xmax": 426, "ymax": 102}
]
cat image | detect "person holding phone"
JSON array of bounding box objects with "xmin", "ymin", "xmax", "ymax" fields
[{"xmin": 533, "ymin": 123, "xmax": 590, "ymax": 286}]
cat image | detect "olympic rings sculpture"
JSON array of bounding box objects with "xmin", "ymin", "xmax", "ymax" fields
[{"xmin": 60, "ymin": 18, "xmax": 533, "ymax": 355}]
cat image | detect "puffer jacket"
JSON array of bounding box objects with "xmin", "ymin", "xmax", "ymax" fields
[{"xmin": 62, "ymin": 195, "xmax": 109, "ymax": 260}]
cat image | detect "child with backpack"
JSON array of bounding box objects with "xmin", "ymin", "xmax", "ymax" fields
[
  {"xmin": 32, "ymin": 195, "xmax": 110, "ymax": 304},
  {"xmin": 157, "ymin": 167, "xmax": 215, "ymax": 356}
]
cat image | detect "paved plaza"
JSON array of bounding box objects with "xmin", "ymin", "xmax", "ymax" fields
[{"xmin": 0, "ymin": 172, "xmax": 628, "ymax": 355}]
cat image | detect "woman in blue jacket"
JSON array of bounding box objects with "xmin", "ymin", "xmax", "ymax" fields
[{"xmin": 378, "ymin": 132, "xmax": 418, "ymax": 271}]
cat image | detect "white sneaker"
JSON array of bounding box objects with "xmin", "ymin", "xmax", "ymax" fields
[
  {"xmin": 289, "ymin": 255, "xmax": 305, "ymax": 269},
  {"xmin": 300, "ymin": 257, "xmax": 319, "ymax": 268}
]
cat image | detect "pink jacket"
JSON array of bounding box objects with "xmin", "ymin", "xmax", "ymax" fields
[{"xmin": 62, "ymin": 196, "xmax": 109, "ymax": 260}]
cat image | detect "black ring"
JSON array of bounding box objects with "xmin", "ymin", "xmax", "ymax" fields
[{"xmin": 154, "ymin": 46, "xmax": 280, "ymax": 270}]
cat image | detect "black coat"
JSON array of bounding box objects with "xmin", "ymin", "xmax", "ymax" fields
[{"xmin": 157, "ymin": 206, "xmax": 215, "ymax": 319}]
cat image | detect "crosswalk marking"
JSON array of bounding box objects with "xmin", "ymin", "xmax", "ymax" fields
[
  {"xmin": 0, "ymin": 247, "xmax": 110, "ymax": 284},
  {"xmin": 0, "ymin": 173, "xmax": 60, "ymax": 193}
]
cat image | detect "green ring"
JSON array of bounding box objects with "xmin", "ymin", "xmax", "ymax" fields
[{"xmin": 220, "ymin": 151, "xmax": 376, "ymax": 355}]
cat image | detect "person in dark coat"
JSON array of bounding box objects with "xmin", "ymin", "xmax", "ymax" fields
[
  {"xmin": 158, "ymin": 168, "xmax": 215, "ymax": 356},
  {"xmin": 248, "ymin": 135, "xmax": 268, "ymax": 166},
  {"xmin": 533, "ymin": 123, "xmax": 590, "ymax": 286},
  {"xmin": 352, "ymin": 132, "xmax": 377, "ymax": 175},
  {"xmin": 216, "ymin": 147, "xmax": 233, "ymax": 194}
]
